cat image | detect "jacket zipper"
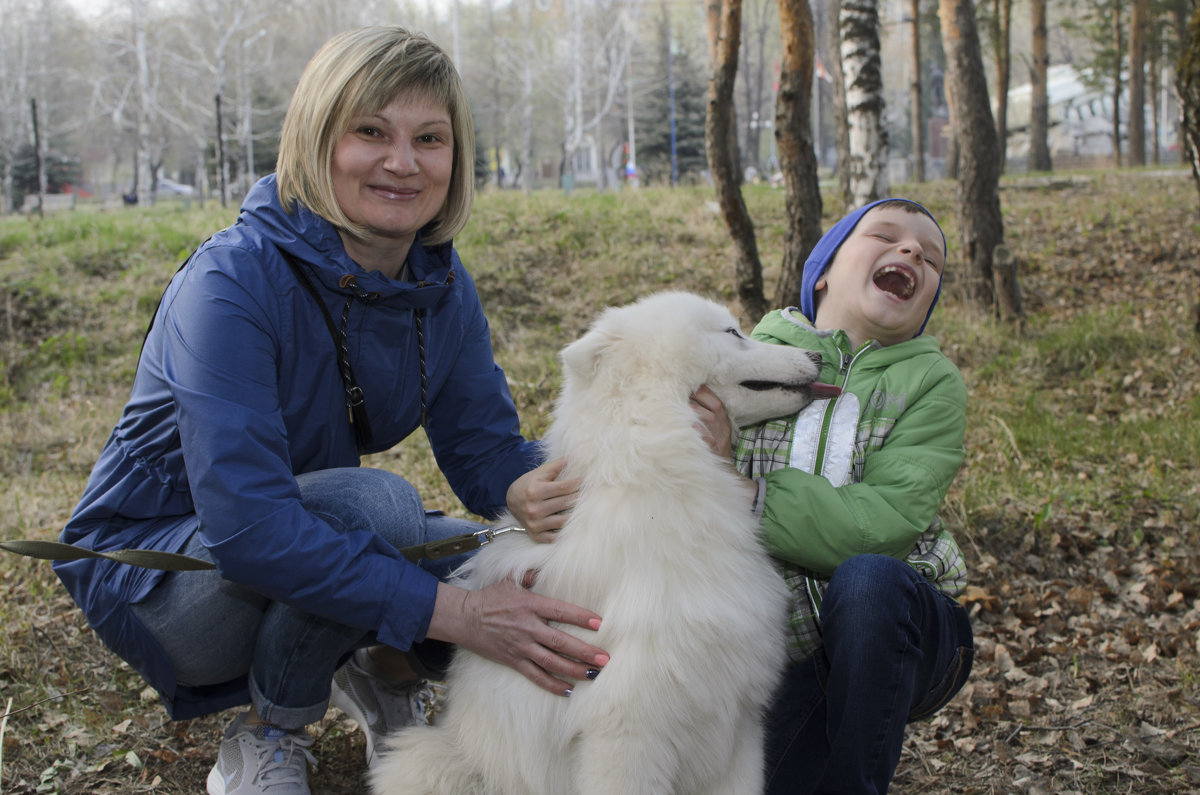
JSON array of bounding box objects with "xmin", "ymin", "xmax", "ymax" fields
[{"xmin": 812, "ymin": 343, "xmax": 871, "ymax": 476}]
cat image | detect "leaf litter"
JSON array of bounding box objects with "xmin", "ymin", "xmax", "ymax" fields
[{"xmin": 2, "ymin": 172, "xmax": 1199, "ymax": 793}]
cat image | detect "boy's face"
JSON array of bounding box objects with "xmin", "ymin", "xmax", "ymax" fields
[{"xmin": 812, "ymin": 206, "xmax": 945, "ymax": 348}]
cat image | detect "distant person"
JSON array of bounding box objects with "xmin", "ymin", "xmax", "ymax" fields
[
  {"xmin": 54, "ymin": 26, "xmax": 605, "ymax": 795},
  {"xmin": 692, "ymin": 198, "xmax": 974, "ymax": 793}
]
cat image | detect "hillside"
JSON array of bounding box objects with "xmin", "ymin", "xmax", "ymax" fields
[{"xmin": 1, "ymin": 170, "xmax": 1198, "ymax": 793}]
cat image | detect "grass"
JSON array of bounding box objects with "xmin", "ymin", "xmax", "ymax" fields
[{"xmin": 2, "ymin": 170, "xmax": 1199, "ymax": 792}]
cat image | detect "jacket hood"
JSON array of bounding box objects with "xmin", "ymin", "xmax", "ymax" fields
[{"xmin": 237, "ymin": 175, "xmax": 455, "ymax": 309}]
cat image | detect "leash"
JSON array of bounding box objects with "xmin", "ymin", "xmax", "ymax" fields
[{"xmin": 0, "ymin": 524, "xmax": 526, "ymax": 572}]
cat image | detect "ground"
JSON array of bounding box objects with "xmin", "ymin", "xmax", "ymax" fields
[{"xmin": 2, "ymin": 171, "xmax": 1199, "ymax": 792}]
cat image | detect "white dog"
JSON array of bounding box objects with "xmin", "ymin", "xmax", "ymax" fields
[{"xmin": 372, "ymin": 292, "xmax": 833, "ymax": 795}]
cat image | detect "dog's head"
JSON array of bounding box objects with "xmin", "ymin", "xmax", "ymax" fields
[{"xmin": 561, "ymin": 292, "xmax": 836, "ymax": 429}]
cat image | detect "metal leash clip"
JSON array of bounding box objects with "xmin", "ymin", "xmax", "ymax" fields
[{"xmin": 475, "ymin": 523, "xmax": 528, "ymax": 547}]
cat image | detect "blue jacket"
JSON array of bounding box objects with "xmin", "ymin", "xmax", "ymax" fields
[{"xmin": 55, "ymin": 175, "xmax": 541, "ymax": 719}]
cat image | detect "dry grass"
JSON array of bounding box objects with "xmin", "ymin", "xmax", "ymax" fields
[{"xmin": 2, "ymin": 170, "xmax": 1199, "ymax": 792}]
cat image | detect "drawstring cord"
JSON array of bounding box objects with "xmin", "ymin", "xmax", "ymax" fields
[
  {"xmin": 415, "ymin": 308, "xmax": 427, "ymax": 427},
  {"xmin": 338, "ymin": 273, "xmax": 428, "ymax": 431}
]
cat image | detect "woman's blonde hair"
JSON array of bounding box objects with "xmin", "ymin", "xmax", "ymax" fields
[{"xmin": 276, "ymin": 26, "xmax": 475, "ymax": 245}]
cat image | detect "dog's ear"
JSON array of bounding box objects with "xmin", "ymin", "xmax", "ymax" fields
[{"xmin": 560, "ymin": 326, "xmax": 615, "ymax": 386}]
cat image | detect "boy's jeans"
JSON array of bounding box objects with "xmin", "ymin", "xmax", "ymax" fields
[
  {"xmin": 765, "ymin": 553, "xmax": 975, "ymax": 794},
  {"xmin": 131, "ymin": 467, "xmax": 483, "ymax": 729}
]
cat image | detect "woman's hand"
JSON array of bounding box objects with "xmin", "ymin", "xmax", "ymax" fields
[
  {"xmin": 506, "ymin": 458, "xmax": 581, "ymax": 543},
  {"xmin": 690, "ymin": 385, "xmax": 734, "ymax": 459},
  {"xmin": 426, "ymin": 580, "xmax": 608, "ymax": 697}
]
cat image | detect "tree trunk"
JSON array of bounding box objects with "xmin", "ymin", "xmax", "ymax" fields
[
  {"xmin": 825, "ymin": 0, "xmax": 852, "ymax": 205},
  {"xmin": 909, "ymin": 0, "xmax": 925, "ymax": 183},
  {"xmin": 840, "ymin": 0, "xmax": 888, "ymax": 206},
  {"xmin": 1112, "ymin": 6, "xmax": 1122, "ymax": 167},
  {"xmin": 1030, "ymin": 0, "xmax": 1052, "ymax": 172},
  {"xmin": 1177, "ymin": 1, "xmax": 1200, "ymax": 215},
  {"xmin": 1129, "ymin": 0, "xmax": 1148, "ymax": 167},
  {"xmin": 705, "ymin": 0, "xmax": 766, "ymax": 321},
  {"xmin": 939, "ymin": 0, "xmax": 1015, "ymax": 321},
  {"xmin": 31, "ymin": 98, "xmax": 44, "ymax": 218},
  {"xmin": 133, "ymin": 0, "xmax": 153, "ymax": 205},
  {"xmin": 1150, "ymin": 30, "xmax": 1161, "ymax": 166},
  {"xmin": 775, "ymin": 0, "xmax": 823, "ymax": 310},
  {"xmin": 521, "ymin": 0, "xmax": 534, "ymax": 194},
  {"xmin": 991, "ymin": 0, "xmax": 1012, "ymax": 174}
]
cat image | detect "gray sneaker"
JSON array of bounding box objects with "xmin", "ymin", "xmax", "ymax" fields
[
  {"xmin": 206, "ymin": 712, "xmax": 317, "ymax": 795},
  {"xmin": 330, "ymin": 647, "xmax": 431, "ymax": 768}
]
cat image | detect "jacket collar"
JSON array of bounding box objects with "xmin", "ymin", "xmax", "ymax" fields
[{"xmin": 240, "ymin": 175, "xmax": 456, "ymax": 308}]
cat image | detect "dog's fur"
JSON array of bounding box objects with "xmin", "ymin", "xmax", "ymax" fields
[{"xmin": 372, "ymin": 292, "xmax": 826, "ymax": 795}]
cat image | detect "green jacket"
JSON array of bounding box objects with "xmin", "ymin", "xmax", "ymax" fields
[{"xmin": 734, "ymin": 308, "xmax": 968, "ymax": 661}]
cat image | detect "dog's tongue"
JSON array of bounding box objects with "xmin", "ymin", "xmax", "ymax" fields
[{"xmin": 809, "ymin": 382, "xmax": 842, "ymax": 399}]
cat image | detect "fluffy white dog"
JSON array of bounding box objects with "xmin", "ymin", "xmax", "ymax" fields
[{"xmin": 372, "ymin": 292, "xmax": 833, "ymax": 795}]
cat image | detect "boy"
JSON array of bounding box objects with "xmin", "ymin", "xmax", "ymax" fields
[{"xmin": 726, "ymin": 198, "xmax": 974, "ymax": 793}]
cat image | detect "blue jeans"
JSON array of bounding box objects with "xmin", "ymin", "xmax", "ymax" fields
[
  {"xmin": 764, "ymin": 554, "xmax": 974, "ymax": 794},
  {"xmin": 130, "ymin": 468, "xmax": 483, "ymax": 729}
]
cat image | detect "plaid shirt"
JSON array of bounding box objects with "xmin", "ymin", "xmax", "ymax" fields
[{"xmin": 734, "ymin": 404, "xmax": 968, "ymax": 663}]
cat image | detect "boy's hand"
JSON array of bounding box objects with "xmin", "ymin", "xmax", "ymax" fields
[
  {"xmin": 690, "ymin": 385, "xmax": 733, "ymax": 459},
  {"xmin": 691, "ymin": 385, "xmax": 759, "ymax": 509}
]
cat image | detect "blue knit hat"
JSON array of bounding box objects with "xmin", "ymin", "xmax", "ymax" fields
[{"xmin": 799, "ymin": 198, "xmax": 947, "ymax": 337}]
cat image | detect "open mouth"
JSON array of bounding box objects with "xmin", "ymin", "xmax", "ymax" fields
[
  {"xmin": 873, "ymin": 264, "xmax": 917, "ymax": 299},
  {"xmin": 741, "ymin": 381, "xmax": 842, "ymax": 398}
]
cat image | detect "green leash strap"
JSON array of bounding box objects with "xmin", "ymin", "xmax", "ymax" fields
[
  {"xmin": 0, "ymin": 525, "xmax": 525, "ymax": 572},
  {"xmin": 0, "ymin": 539, "xmax": 217, "ymax": 571}
]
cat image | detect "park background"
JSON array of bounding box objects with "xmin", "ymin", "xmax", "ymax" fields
[{"xmin": 3, "ymin": 0, "xmax": 1200, "ymax": 792}]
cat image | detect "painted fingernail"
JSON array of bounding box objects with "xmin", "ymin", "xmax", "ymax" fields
[
  {"xmin": 594, "ymin": 653, "xmax": 610, "ymax": 667},
  {"xmin": 564, "ymin": 688, "xmax": 573, "ymax": 697},
  {"xmin": 585, "ymin": 668, "xmax": 600, "ymax": 680}
]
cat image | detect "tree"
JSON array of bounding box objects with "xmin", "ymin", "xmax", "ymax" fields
[
  {"xmin": 775, "ymin": 0, "xmax": 823, "ymax": 309},
  {"xmin": 638, "ymin": 6, "xmax": 708, "ymax": 185},
  {"xmin": 738, "ymin": 0, "xmax": 778, "ymax": 175},
  {"xmin": 820, "ymin": 0, "xmax": 852, "ymax": 204},
  {"xmin": 1029, "ymin": 0, "xmax": 1053, "ymax": 171},
  {"xmin": 909, "ymin": 0, "xmax": 926, "ymax": 183},
  {"xmin": 939, "ymin": 0, "xmax": 1020, "ymax": 323},
  {"xmin": 984, "ymin": 0, "xmax": 1013, "ymax": 173},
  {"xmin": 1178, "ymin": 0, "xmax": 1200, "ymax": 212},
  {"xmin": 839, "ymin": 0, "xmax": 888, "ymax": 206},
  {"xmin": 705, "ymin": 0, "xmax": 766, "ymax": 321},
  {"xmin": 1128, "ymin": 0, "xmax": 1149, "ymax": 166}
]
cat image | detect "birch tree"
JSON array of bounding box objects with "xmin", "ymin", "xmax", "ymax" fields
[
  {"xmin": 559, "ymin": 0, "xmax": 642, "ymax": 187},
  {"xmin": 820, "ymin": 0, "xmax": 852, "ymax": 204},
  {"xmin": 738, "ymin": 0, "xmax": 776, "ymax": 175},
  {"xmin": 840, "ymin": 0, "xmax": 888, "ymax": 207},
  {"xmin": 1178, "ymin": 0, "xmax": 1200, "ymax": 211}
]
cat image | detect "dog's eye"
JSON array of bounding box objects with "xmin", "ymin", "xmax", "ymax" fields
[{"xmin": 725, "ymin": 327, "xmax": 746, "ymax": 339}]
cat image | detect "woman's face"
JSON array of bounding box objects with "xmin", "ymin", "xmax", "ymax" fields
[{"xmin": 331, "ymin": 92, "xmax": 454, "ymax": 264}]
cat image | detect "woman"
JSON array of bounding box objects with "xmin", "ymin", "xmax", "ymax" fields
[{"xmin": 55, "ymin": 26, "xmax": 606, "ymax": 795}]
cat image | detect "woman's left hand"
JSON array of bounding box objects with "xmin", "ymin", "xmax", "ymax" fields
[
  {"xmin": 690, "ymin": 385, "xmax": 733, "ymax": 459},
  {"xmin": 506, "ymin": 458, "xmax": 581, "ymax": 542}
]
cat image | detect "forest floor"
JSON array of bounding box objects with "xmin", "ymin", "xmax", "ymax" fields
[{"xmin": 1, "ymin": 169, "xmax": 1198, "ymax": 793}]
